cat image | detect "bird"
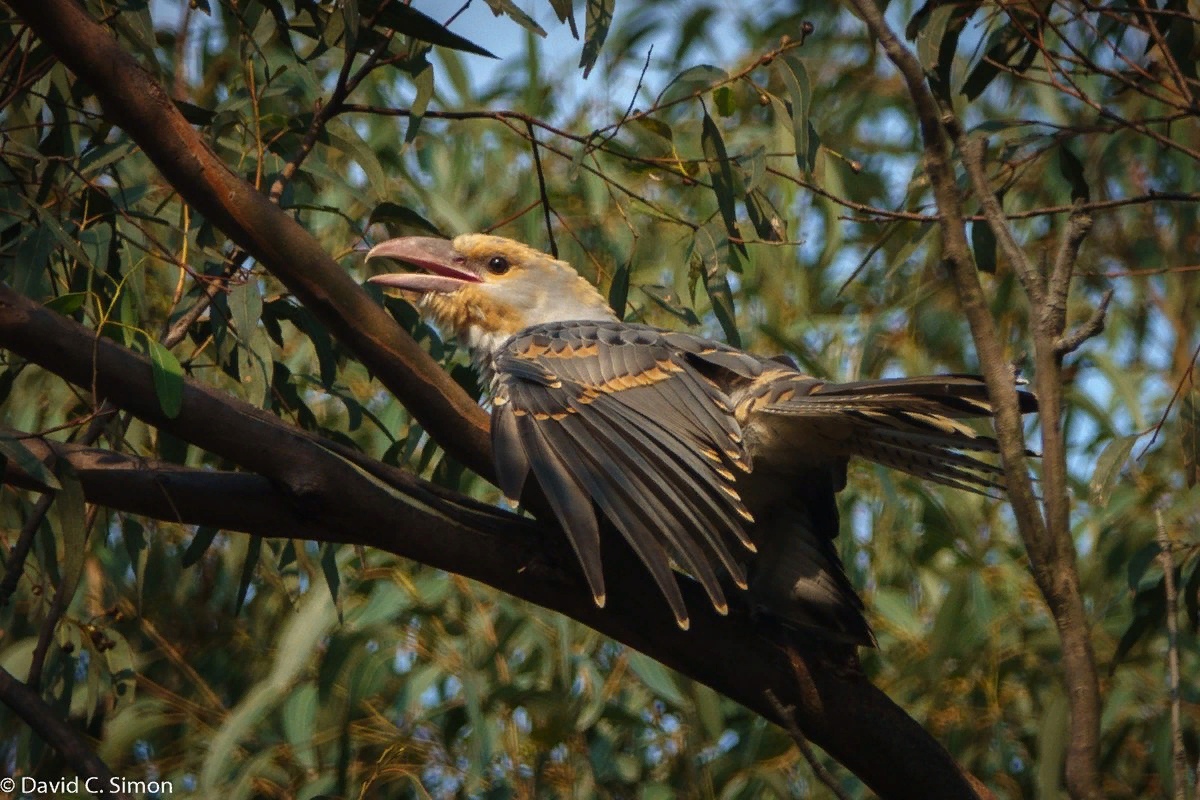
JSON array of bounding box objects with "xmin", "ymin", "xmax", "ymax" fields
[{"xmin": 367, "ymin": 234, "xmax": 1035, "ymax": 644}]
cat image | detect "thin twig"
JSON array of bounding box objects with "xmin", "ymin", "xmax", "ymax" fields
[
  {"xmin": 525, "ymin": 119, "xmax": 556, "ymax": 258},
  {"xmin": 765, "ymin": 689, "xmax": 853, "ymax": 800},
  {"xmin": 28, "ymin": 505, "xmax": 98, "ymax": 690},
  {"xmin": 960, "ymin": 137, "xmax": 1045, "ymax": 307},
  {"xmin": 0, "ymin": 492, "xmax": 54, "ymax": 605},
  {"xmin": 1139, "ymin": 339, "xmax": 1200, "ymax": 457},
  {"xmin": 1154, "ymin": 508, "xmax": 1186, "ymax": 800},
  {"xmin": 1056, "ymin": 289, "xmax": 1112, "ymax": 356}
]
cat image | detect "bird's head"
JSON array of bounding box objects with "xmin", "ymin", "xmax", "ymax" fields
[{"xmin": 367, "ymin": 234, "xmax": 616, "ymax": 357}]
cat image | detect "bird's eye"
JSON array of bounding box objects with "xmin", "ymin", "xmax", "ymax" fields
[{"xmin": 487, "ymin": 255, "xmax": 510, "ymax": 275}]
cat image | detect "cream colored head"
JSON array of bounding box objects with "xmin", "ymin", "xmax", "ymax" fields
[{"xmin": 368, "ymin": 234, "xmax": 616, "ymax": 357}]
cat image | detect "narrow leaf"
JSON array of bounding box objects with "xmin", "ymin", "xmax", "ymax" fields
[
  {"xmin": 146, "ymin": 338, "xmax": 184, "ymax": 419},
  {"xmin": 971, "ymin": 218, "xmax": 997, "ymax": 273},
  {"xmin": 1058, "ymin": 144, "xmax": 1090, "ymax": 202},
  {"xmin": 608, "ymin": 258, "xmax": 631, "ymax": 321},
  {"xmin": 700, "ymin": 113, "xmax": 745, "ymax": 256},
  {"xmin": 484, "ymin": 0, "xmax": 547, "ymax": 37},
  {"xmin": 1089, "ymin": 434, "xmax": 1137, "ymax": 504},
  {"xmin": 235, "ymin": 536, "xmax": 263, "ymax": 615},
  {"xmin": 775, "ymin": 56, "xmax": 814, "ymax": 175},
  {"xmin": 0, "ymin": 435, "xmax": 62, "ymax": 490},
  {"xmin": 626, "ymin": 651, "xmax": 684, "ymax": 706},
  {"xmin": 183, "ymin": 526, "xmax": 220, "ymax": 568},
  {"xmin": 579, "ymin": 0, "xmax": 613, "ymax": 78},
  {"xmin": 368, "ymin": 1, "xmax": 496, "ymax": 57}
]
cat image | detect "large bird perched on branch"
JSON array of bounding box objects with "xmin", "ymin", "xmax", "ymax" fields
[{"xmin": 368, "ymin": 234, "xmax": 1034, "ymax": 644}]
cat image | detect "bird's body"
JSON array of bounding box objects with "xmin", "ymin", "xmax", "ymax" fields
[{"xmin": 369, "ymin": 234, "xmax": 1033, "ymax": 643}]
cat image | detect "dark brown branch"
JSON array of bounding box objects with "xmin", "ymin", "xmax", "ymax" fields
[
  {"xmin": 0, "ymin": 284, "xmax": 986, "ymax": 799},
  {"xmin": 6, "ymin": 0, "xmax": 494, "ymax": 485},
  {"xmin": 0, "ymin": 665, "xmax": 129, "ymax": 798},
  {"xmin": 3, "ymin": 1, "xmax": 993, "ymax": 794}
]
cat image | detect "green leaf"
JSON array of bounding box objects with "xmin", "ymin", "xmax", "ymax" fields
[
  {"xmin": 1089, "ymin": 434, "xmax": 1137, "ymax": 505},
  {"xmin": 342, "ymin": 0, "xmax": 360, "ymax": 54},
  {"xmin": 962, "ymin": 23, "xmax": 1037, "ymax": 101},
  {"xmin": 1058, "ymin": 143, "xmax": 1090, "ymax": 202},
  {"xmin": 658, "ymin": 65, "xmax": 728, "ymax": 107},
  {"xmin": 484, "ymin": 0, "xmax": 547, "ymax": 37},
  {"xmin": 368, "ymin": 202, "xmax": 443, "ymax": 237},
  {"xmin": 0, "ymin": 435, "xmax": 61, "ymax": 490},
  {"xmin": 365, "ymin": 1, "xmax": 496, "ymax": 58},
  {"xmin": 713, "ymin": 85, "xmax": 735, "ymax": 117},
  {"xmin": 44, "ymin": 292, "xmax": 87, "ymax": 316},
  {"xmin": 971, "ymin": 218, "xmax": 997, "ymax": 273},
  {"xmin": 775, "ymin": 56, "xmax": 815, "ymax": 175},
  {"xmin": 641, "ymin": 285, "xmax": 700, "ymax": 327},
  {"xmin": 235, "ymin": 536, "xmax": 263, "ymax": 615},
  {"xmin": 608, "ymin": 258, "xmax": 631, "ymax": 321},
  {"xmin": 182, "ymin": 526, "xmax": 220, "ymax": 568},
  {"xmin": 626, "ymin": 650, "xmax": 684, "ymax": 706},
  {"xmin": 579, "ymin": 0, "xmax": 613, "ymax": 78},
  {"xmin": 406, "ymin": 61, "xmax": 435, "ymax": 144},
  {"xmin": 916, "ymin": 5, "xmax": 955, "ymax": 72},
  {"xmin": 1126, "ymin": 541, "xmax": 1162, "ymax": 592},
  {"xmin": 631, "ymin": 117, "xmax": 673, "ymax": 144},
  {"xmin": 51, "ymin": 463, "xmax": 88, "ymax": 611},
  {"xmin": 549, "ymin": 0, "xmax": 577, "ymax": 37},
  {"xmin": 700, "ymin": 113, "xmax": 745, "ymax": 256},
  {"xmin": 173, "ymin": 99, "xmax": 216, "ymax": 125},
  {"xmin": 145, "ymin": 337, "xmax": 183, "ymax": 419},
  {"xmin": 1113, "ymin": 580, "xmax": 1166, "ymax": 666},
  {"xmin": 321, "ymin": 542, "xmax": 342, "ymax": 622}
]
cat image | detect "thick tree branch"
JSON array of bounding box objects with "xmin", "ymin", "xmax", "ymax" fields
[
  {"xmin": 0, "ymin": 284, "xmax": 988, "ymax": 799},
  {"xmin": 842, "ymin": 2, "xmax": 1103, "ymax": 798},
  {"xmin": 3, "ymin": 0, "xmax": 494, "ymax": 484},
  {"xmin": 1, "ymin": 0, "xmax": 995, "ymax": 794}
]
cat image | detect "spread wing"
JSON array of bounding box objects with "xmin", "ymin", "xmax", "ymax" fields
[
  {"xmin": 490, "ymin": 320, "xmax": 762, "ymax": 628},
  {"xmin": 739, "ymin": 372, "xmax": 1037, "ymax": 495}
]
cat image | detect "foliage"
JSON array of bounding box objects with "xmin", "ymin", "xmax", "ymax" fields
[{"xmin": 0, "ymin": 0, "xmax": 1198, "ymax": 798}]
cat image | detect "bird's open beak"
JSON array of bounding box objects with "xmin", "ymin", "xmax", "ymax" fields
[{"xmin": 366, "ymin": 237, "xmax": 482, "ymax": 294}]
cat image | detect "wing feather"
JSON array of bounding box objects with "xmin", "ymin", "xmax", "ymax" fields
[
  {"xmin": 510, "ymin": 401, "xmax": 606, "ymax": 606},
  {"xmin": 492, "ymin": 321, "xmax": 756, "ymax": 622}
]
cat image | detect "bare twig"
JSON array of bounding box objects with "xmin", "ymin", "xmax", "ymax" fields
[
  {"xmin": 525, "ymin": 120, "xmax": 557, "ymax": 258},
  {"xmin": 765, "ymin": 689, "xmax": 854, "ymax": 800},
  {"xmin": 1154, "ymin": 508, "xmax": 1186, "ymax": 800},
  {"xmin": 27, "ymin": 505, "xmax": 98, "ymax": 690},
  {"xmin": 960, "ymin": 137, "xmax": 1045, "ymax": 307},
  {"xmin": 1139, "ymin": 339, "xmax": 1200, "ymax": 457},
  {"xmin": 1056, "ymin": 289, "xmax": 1113, "ymax": 356},
  {"xmin": 0, "ymin": 492, "xmax": 53, "ymax": 605}
]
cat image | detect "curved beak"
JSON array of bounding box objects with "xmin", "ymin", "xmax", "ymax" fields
[{"xmin": 366, "ymin": 237, "xmax": 481, "ymax": 294}]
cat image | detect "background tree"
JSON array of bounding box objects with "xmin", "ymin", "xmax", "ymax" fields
[{"xmin": 1, "ymin": 1, "xmax": 1197, "ymax": 798}]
